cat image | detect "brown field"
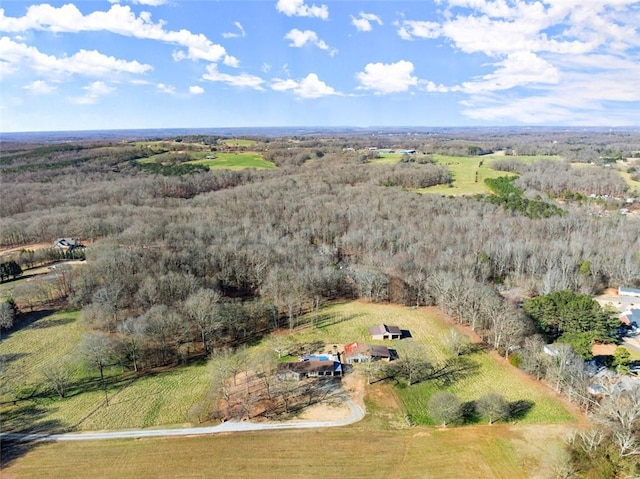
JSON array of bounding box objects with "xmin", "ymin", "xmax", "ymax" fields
[{"xmin": 2, "ymin": 422, "xmax": 573, "ymax": 479}]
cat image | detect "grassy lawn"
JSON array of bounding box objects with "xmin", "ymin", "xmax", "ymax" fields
[
  {"xmin": 0, "ymin": 310, "xmax": 83, "ymax": 389},
  {"xmin": 418, "ymin": 154, "xmax": 563, "ymax": 196},
  {"xmin": 295, "ymin": 302, "xmax": 575, "ymax": 425},
  {"xmin": 1, "ymin": 308, "xmax": 212, "ymax": 433},
  {"xmin": 2, "ymin": 423, "xmax": 572, "ymax": 478},
  {"xmin": 220, "ymin": 138, "xmax": 258, "ymax": 147},
  {"xmin": 188, "ymin": 152, "xmax": 276, "ymax": 170},
  {"xmin": 2, "ymin": 301, "xmax": 578, "ymax": 477},
  {"xmin": 619, "ymin": 170, "xmax": 640, "ymax": 192},
  {"xmin": 137, "ymin": 150, "xmax": 275, "ymax": 170}
]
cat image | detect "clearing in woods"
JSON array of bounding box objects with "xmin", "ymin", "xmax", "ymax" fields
[
  {"xmin": 1, "ymin": 301, "xmax": 581, "ymax": 477},
  {"xmin": 298, "ymin": 302, "xmax": 576, "ymax": 425}
]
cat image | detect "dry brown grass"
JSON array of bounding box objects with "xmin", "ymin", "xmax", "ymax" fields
[{"xmin": 2, "ymin": 423, "xmax": 573, "ymax": 479}]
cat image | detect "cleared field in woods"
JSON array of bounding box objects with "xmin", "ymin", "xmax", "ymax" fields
[
  {"xmin": 368, "ymin": 153, "xmax": 548, "ymax": 195},
  {"xmin": 297, "ymin": 302, "xmax": 576, "ymax": 425},
  {"xmin": 0, "ymin": 308, "xmax": 211, "ymax": 433},
  {"xmin": 188, "ymin": 152, "xmax": 276, "ymax": 170},
  {"xmin": 3, "ymin": 423, "xmax": 572, "ymax": 479},
  {"xmin": 219, "ymin": 138, "xmax": 259, "ymax": 147},
  {"xmin": 2, "ymin": 301, "xmax": 575, "ymax": 434}
]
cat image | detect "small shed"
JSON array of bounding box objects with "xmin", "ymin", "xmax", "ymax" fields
[{"xmin": 369, "ymin": 324, "xmax": 402, "ymax": 340}]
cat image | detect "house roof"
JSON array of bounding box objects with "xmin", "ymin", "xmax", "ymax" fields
[
  {"xmin": 369, "ymin": 345, "xmax": 391, "ymax": 358},
  {"xmin": 277, "ymin": 360, "xmax": 341, "ymax": 375},
  {"xmin": 368, "ymin": 324, "xmax": 401, "ymax": 336},
  {"xmin": 621, "ymin": 309, "xmax": 640, "ymax": 325},
  {"xmin": 619, "ymin": 286, "xmax": 640, "ymax": 296},
  {"xmin": 55, "ymin": 238, "xmax": 77, "ymax": 248},
  {"xmin": 343, "ymin": 342, "xmax": 390, "ymax": 359}
]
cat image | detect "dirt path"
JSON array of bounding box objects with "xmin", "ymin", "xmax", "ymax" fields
[{"xmin": 0, "ymin": 387, "xmax": 365, "ymax": 443}]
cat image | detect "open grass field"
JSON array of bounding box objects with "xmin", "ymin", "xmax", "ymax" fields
[
  {"xmin": 369, "ymin": 154, "xmax": 563, "ymax": 196},
  {"xmin": 0, "ymin": 310, "xmax": 83, "ymax": 389},
  {"xmin": 619, "ymin": 170, "xmax": 640, "ymax": 191},
  {"xmin": 296, "ymin": 302, "xmax": 575, "ymax": 425},
  {"xmin": 188, "ymin": 152, "xmax": 276, "ymax": 170},
  {"xmin": 420, "ymin": 155, "xmax": 512, "ymax": 195},
  {"xmin": 2, "ymin": 301, "xmax": 579, "ymax": 477},
  {"xmin": 220, "ymin": 138, "xmax": 259, "ymax": 147},
  {"xmin": 137, "ymin": 151, "xmax": 275, "ymax": 170},
  {"xmin": 2, "ymin": 422, "xmax": 572, "ymax": 478},
  {"xmin": 1, "ymin": 308, "xmax": 212, "ymax": 433}
]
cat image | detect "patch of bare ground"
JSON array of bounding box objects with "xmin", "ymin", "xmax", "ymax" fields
[
  {"xmin": 592, "ymin": 343, "xmax": 617, "ymax": 356},
  {"xmin": 0, "ymin": 243, "xmax": 52, "ymax": 257}
]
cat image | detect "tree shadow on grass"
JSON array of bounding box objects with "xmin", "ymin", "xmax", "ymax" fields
[
  {"xmin": 1, "ymin": 419, "xmax": 66, "ymax": 469},
  {"xmin": 429, "ymin": 357, "xmax": 480, "ymax": 387},
  {"xmin": 0, "ymin": 308, "xmax": 60, "ymax": 341},
  {"xmin": 508, "ymin": 399, "xmax": 535, "ymax": 420},
  {"xmin": 0, "ymin": 352, "xmax": 29, "ymax": 364},
  {"xmin": 1, "ymin": 401, "xmax": 67, "ymax": 468},
  {"xmin": 461, "ymin": 400, "xmax": 480, "ymax": 424}
]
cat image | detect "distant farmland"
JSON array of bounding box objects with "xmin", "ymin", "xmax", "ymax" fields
[{"xmin": 188, "ymin": 152, "xmax": 276, "ymax": 170}]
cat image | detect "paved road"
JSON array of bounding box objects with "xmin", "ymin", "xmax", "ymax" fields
[{"xmin": 1, "ymin": 394, "xmax": 364, "ymax": 443}]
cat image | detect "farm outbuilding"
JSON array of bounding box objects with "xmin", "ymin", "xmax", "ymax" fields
[{"xmin": 369, "ymin": 324, "xmax": 402, "ymax": 340}]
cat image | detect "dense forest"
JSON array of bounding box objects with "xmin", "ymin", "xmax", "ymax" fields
[{"xmin": 1, "ymin": 131, "xmax": 639, "ymax": 366}]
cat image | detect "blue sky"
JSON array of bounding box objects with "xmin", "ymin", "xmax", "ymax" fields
[{"xmin": 1, "ymin": 0, "xmax": 639, "ymax": 132}]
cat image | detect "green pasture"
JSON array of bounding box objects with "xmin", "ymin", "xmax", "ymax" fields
[
  {"xmin": 137, "ymin": 150, "xmax": 275, "ymax": 170},
  {"xmin": 369, "ymin": 151, "xmax": 405, "ymax": 164},
  {"xmin": 619, "ymin": 170, "xmax": 640, "ymax": 192},
  {"xmin": 188, "ymin": 152, "xmax": 276, "ymax": 170},
  {"xmin": 0, "ymin": 310, "xmax": 82, "ymax": 390},
  {"xmin": 220, "ymin": 138, "xmax": 259, "ymax": 147},
  {"xmin": 0, "ymin": 308, "xmax": 211, "ymax": 433},
  {"xmin": 290, "ymin": 302, "xmax": 575, "ymax": 425},
  {"xmin": 369, "ymin": 154, "xmax": 563, "ymax": 196}
]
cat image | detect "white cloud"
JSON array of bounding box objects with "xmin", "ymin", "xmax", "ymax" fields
[
  {"xmin": 275, "ymin": 0, "xmax": 328, "ymax": 20},
  {"xmin": 109, "ymin": 0, "xmax": 168, "ymax": 5},
  {"xmin": 396, "ymin": 20, "xmax": 441, "ymax": 40},
  {"xmin": 23, "ymin": 80, "xmax": 57, "ymax": 94},
  {"xmin": 356, "ymin": 60, "xmax": 418, "ymax": 94},
  {"xmin": 392, "ymin": 0, "xmax": 640, "ymax": 125},
  {"xmin": 351, "ymin": 12, "xmax": 382, "ymax": 32},
  {"xmin": 189, "ymin": 85, "xmax": 204, "ymax": 94},
  {"xmin": 461, "ymin": 51, "xmax": 559, "ymax": 94},
  {"xmin": 222, "ymin": 21, "xmax": 245, "ymax": 39},
  {"xmin": 156, "ymin": 82, "xmax": 175, "ymax": 94},
  {"xmin": 271, "ymin": 73, "xmax": 338, "ymax": 99},
  {"xmin": 0, "ymin": 36, "xmax": 152, "ymax": 77},
  {"xmin": 74, "ymin": 81, "xmax": 115, "ymax": 104},
  {"xmin": 202, "ymin": 64, "xmax": 265, "ymax": 90},
  {"xmin": 0, "ymin": 4, "xmax": 233, "ymax": 64},
  {"xmin": 284, "ymin": 29, "xmax": 336, "ymax": 55}
]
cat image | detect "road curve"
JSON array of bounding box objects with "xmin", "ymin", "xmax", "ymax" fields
[{"xmin": 1, "ymin": 394, "xmax": 365, "ymax": 443}]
